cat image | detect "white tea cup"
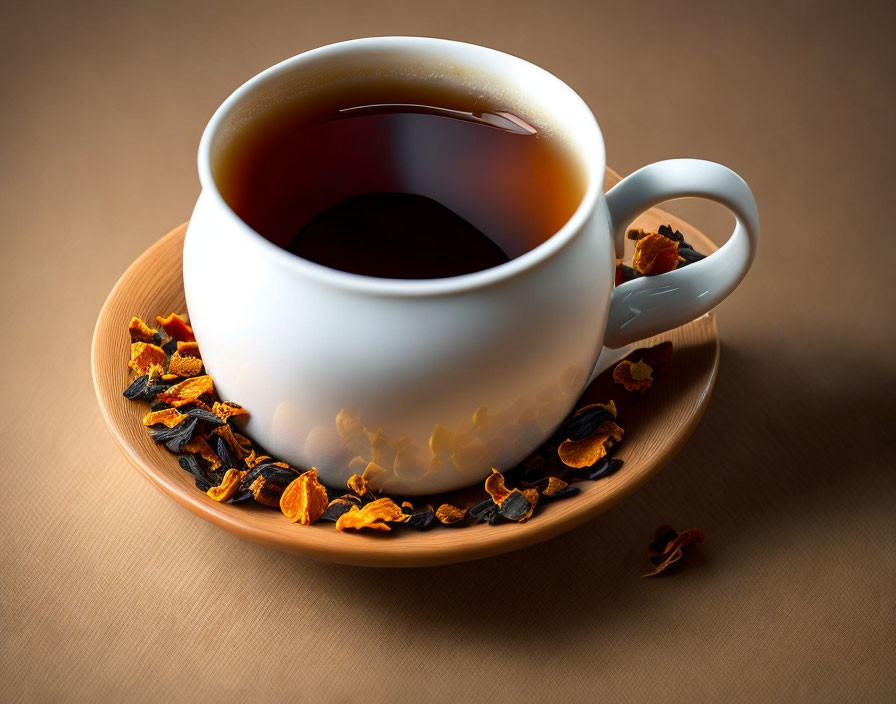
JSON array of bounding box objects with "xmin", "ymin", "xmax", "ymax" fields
[{"xmin": 184, "ymin": 37, "xmax": 759, "ymax": 495}]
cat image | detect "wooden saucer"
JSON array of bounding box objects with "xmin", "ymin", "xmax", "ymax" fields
[{"xmin": 91, "ymin": 168, "xmax": 719, "ymax": 567}]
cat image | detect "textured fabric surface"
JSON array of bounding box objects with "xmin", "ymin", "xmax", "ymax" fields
[{"xmin": 1, "ymin": 1, "xmax": 894, "ymax": 702}]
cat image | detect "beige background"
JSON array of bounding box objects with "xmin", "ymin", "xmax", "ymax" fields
[{"xmin": 2, "ymin": 0, "xmax": 894, "ymax": 702}]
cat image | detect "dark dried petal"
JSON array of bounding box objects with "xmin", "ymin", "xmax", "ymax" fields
[
  {"xmin": 469, "ymin": 498, "xmax": 496, "ymax": 519},
  {"xmin": 582, "ymin": 457, "xmax": 624, "ymax": 481},
  {"xmin": 676, "ymin": 247, "xmax": 706, "ymax": 264},
  {"xmin": 229, "ymin": 489, "xmax": 254, "ymax": 504},
  {"xmin": 178, "ymin": 454, "xmax": 216, "ymax": 491},
  {"xmin": 564, "ymin": 407, "xmax": 617, "ymax": 441},
  {"xmin": 150, "ymin": 401, "xmax": 173, "ymax": 412},
  {"xmin": 241, "ymin": 462, "xmax": 298, "ymax": 490},
  {"xmin": 319, "ymin": 499, "xmax": 355, "ymax": 522},
  {"xmin": 212, "ymin": 433, "xmax": 235, "ymax": 469},
  {"xmin": 498, "ymin": 490, "xmax": 533, "ymax": 521},
  {"xmin": 186, "ymin": 407, "xmax": 225, "ymax": 426},
  {"xmin": 123, "ymin": 375, "xmax": 148, "ymax": 400},
  {"xmin": 151, "ymin": 416, "xmax": 199, "ymax": 453},
  {"xmin": 406, "ymin": 510, "xmax": 436, "ymax": 531},
  {"xmin": 161, "ymin": 337, "xmax": 178, "ymax": 355},
  {"xmin": 657, "ymin": 224, "xmax": 684, "ymax": 242}
]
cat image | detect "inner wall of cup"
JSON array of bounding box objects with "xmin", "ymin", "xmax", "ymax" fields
[{"xmin": 206, "ymin": 43, "xmax": 603, "ymax": 257}]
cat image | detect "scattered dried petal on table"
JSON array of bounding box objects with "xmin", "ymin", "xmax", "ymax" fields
[{"xmin": 641, "ymin": 524, "xmax": 706, "ymax": 578}]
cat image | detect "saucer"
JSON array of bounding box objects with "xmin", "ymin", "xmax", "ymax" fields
[{"xmin": 91, "ymin": 168, "xmax": 719, "ymax": 567}]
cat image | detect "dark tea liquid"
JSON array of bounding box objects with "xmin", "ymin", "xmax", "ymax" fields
[{"xmin": 215, "ymin": 94, "xmax": 585, "ymax": 279}]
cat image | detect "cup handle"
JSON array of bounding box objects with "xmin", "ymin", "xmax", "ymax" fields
[{"xmin": 601, "ymin": 158, "xmax": 760, "ymax": 349}]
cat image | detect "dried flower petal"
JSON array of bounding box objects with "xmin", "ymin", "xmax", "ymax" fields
[
  {"xmin": 210, "ymin": 423, "xmax": 249, "ymax": 461},
  {"xmin": 335, "ymin": 497, "xmax": 405, "ymax": 531},
  {"xmin": 212, "ymin": 401, "xmax": 249, "ymax": 424},
  {"xmin": 176, "ymin": 341, "xmax": 201, "ymax": 358},
  {"xmin": 246, "ymin": 463, "xmax": 299, "ymax": 507},
  {"xmin": 156, "ymin": 312, "xmax": 195, "ymax": 342},
  {"xmin": 563, "ymin": 401, "xmax": 617, "ymax": 441},
  {"xmin": 498, "ymin": 489, "xmax": 538, "ymax": 522},
  {"xmin": 141, "ymin": 408, "xmax": 187, "ymax": 428},
  {"xmin": 183, "ymin": 434, "xmax": 221, "ymax": 471},
  {"xmin": 244, "ymin": 450, "xmax": 271, "ymax": 469},
  {"xmin": 406, "ymin": 509, "xmax": 437, "ymax": 531},
  {"xmin": 128, "ymin": 316, "xmax": 159, "ymax": 343},
  {"xmin": 151, "ymin": 416, "xmax": 199, "ymax": 453},
  {"xmin": 484, "ymin": 469, "xmax": 512, "ymax": 504},
  {"xmin": 207, "ymin": 468, "xmax": 248, "ymax": 502},
  {"xmin": 319, "ymin": 498, "xmax": 356, "ymax": 522},
  {"xmin": 541, "ymin": 477, "xmax": 569, "ymax": 496},
  {"xmin": 280, "ymin": 468, "xmax": 329, "ymax": 525},
  {"xmin": 128, "ymin": 342, "xmax": 167, "ymax": 375},
  {"xmin": 435, "ymin": 504, "xmax": 467, "ymax": 524},
  {"xmin": 154, "ymin": 375, "xmax": 214, "ymax": 407},
  {"xmin": 346, "ymin": 474, "xmax": 368, "ymax": 496},
  {"xmin": 633, "ymin": 233, "xmax": 679, "ymax": 276},
  {"xmin": 613, "ymin": 359, "xmax": 654, "ymax": 393},
  {"xmin": 642, "ymin": 525, "xmax": 706, "ymax": 578},
  {"xmin": 168, "ymin": 352, "xmax": 203, "ymax": 378},
  {"xmin": 558, "ymin": 421, "xmax": 625, "ymax": 468}
]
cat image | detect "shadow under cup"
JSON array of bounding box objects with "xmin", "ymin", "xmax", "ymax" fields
[{"xmin": 206, "ymin": 45, "xmax": 593, "ymax": 280}]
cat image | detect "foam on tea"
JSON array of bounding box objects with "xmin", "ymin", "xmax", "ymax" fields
[{"xmin": 215, "ymin": 86, "xmax": 586, "ymax": 279}]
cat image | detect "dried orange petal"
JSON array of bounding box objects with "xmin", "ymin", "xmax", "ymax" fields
[
  {"xmin": 484, "ymin": 468, "xmax": 512, "ymax": 504},
  {"xmin": 518, "ymin": 488, "xmax": 539, "ymax": 521},
  {"xmin": 184, "ymin": 435, "xmax": 221, "ymax": 471},
  {"xmin": 128, "ymin": 316, "xmax": 158, "ymax": 343},
  {"xmin": 142, "ymin": 408, "xmax": 187, "ymax": 428},
  {"xmin": 280, "ymin": 468, "xmax": 329, "ymax": 525},
  {"xmin": 633, "ymin": 233, "xmax": 679, "ymax": 276},
  {"xmin": 128, "ymin": 342, "xmax": 167, "ymax": 375},
  {"xmin": 642, "ymin": 527, "xmax": 705, "ymax": 578},
  {"xmin": 542, "ymin": 477, "xmax": 569, "ymax": 496},
  {"xmin": 346, "ymin": 474, "xmax": 368, "ymax": 496},
  {"xmin": 613, "ymin": 359, "xmax": 654, "ymax": 393},
  {"xmin": 435, "ymin": 504, "xmax": 468, "ymax": 524},
  {"xmin": 335, "ymin": 497, "xmax": 405, "ymax": 531},
  {"xmin": 212, "ymin": 401, "xmax": 249, "ymax": 424},
  {"xmin": 558, "ymin": 421, "xmax": 625, "ymax": 468},
  {"xmin": 207, "ymin": 468, "xmax": 247, "ymax": 502},
  {"xmin": 168, "ymin": 352, "xmax": 203, "ymax": 378},
  {"xmin": 156, "ymin": 312, "xmax": 195, "ymax": 342},
  {"xmin": 176, "ymin": 341, "xmax": 201, "ymax": 359},
  {"xmin": 155, "ymin": 375, "xmax": 214, "ymax": 408},
  {"xmin": 244, "ymin": 450, "xmax": 271, "ymax": 469}
]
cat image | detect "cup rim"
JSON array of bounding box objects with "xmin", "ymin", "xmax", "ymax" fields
[{"xmin": 197, "ymin": 36, "xmax": 606, "ymax": 296}]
